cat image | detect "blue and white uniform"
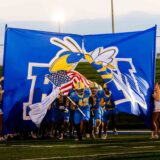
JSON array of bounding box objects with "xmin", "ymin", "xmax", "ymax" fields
[
  {"xmin": 91, "ymin": 90, "xmax": 105, "ymax": 126},
  {"xmin": 70, "ymin": 88, "xmax": 91, "ymax": 124},
  {"xmin": 102, "ymin": 92, "xmax": 117, "ymax": 123}
]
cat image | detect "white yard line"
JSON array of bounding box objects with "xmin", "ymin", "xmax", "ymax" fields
[
  {"xmin": 1, "ymin": 140, "xmax": 159, "ymax": 149},
  {"xmin": 108, "ymin": 130, "xmax": 151, "ymax": 133},
  {"xmin": 0, "ymin": 139, "xmax": 159, "ymax": 150},
  {"xmin": 21, "ymin": 150, "xmax": 160, "ymax": 160},
  {"xmin": 11, "ymin": 144, "xmax": 70, "ymax": 148},
  {"xmin": 133, "ymin": 146, "xmax": 155, "ymax": 149},
  {"xmin": 10, "ymin": 144, "xmax": 123, "ymax": 148},
  {"xmin": 69, "ymin": 144, "xmax": 121, "ymax": 148},
  {"xmin": 71, "ymin": 130, "xmax": 151, "ymax": 134}
]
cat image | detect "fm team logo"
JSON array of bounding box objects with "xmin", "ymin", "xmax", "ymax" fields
[{"xmin": 23, "ymin": 36, "xmax": 149, "ymax": 120}]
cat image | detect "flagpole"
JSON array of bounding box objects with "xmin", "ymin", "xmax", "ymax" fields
[
  {"xmin": 111, "ymin": 0, "xmax": 115, "ymax": 33},
  {"xmin": 58, "ymin": 22, "xmax": 61, "ymax": 33},
  {"xmin": 67, "ymin": 96, "xmax": 86, "ymax": 117}
]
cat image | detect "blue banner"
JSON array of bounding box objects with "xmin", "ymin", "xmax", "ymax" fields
[
  {"xmin": 3, "ymin": 28, "xmax": 83, "ymax": 133},
  {"xmin": 84, "ymin": 26, "xmax": 156, "ymax": 123},
  {"xmin": 3, "ymin": 26, "xmax": 156, "ymax": 133}
]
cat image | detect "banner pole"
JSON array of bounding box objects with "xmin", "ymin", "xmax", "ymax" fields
[
  {"xmin": 111, "ymin": 0, "xmax": 115, "ymax": 33},
  {"xmin": 5, "ymin": 24, "xmax": 8, "ymax": 31}
]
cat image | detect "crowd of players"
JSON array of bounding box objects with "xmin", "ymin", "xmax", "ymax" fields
[
  {"xmin": 0, "ymin": 81, "xmax": 160, "ymax": 141},
  {"xmin": 0, "ymin": 81, "xmax": 118, "ymax": 141},
  {"xmin": 35, "ymin": 81, "xmax": 118, "ymax": 141}
]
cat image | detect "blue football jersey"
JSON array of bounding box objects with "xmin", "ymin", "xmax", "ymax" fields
[
  {"xmin": 91, "ymin": 90, "xmax": 105, "ymax": 109},
  {"xmin": 103, "ymin": 92, "xmax": 116, "ymax": 109},
  {"xmin": 70, "ymin": 88, "xmax": 91, "ymax": 108}
]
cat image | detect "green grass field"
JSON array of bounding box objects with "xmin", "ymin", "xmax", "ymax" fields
[{"xmin": 0, "ymin": 134, "xmax": 160, "ymax": 160}]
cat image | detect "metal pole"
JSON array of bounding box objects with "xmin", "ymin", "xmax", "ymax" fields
[
  {"xmin": 111, "ymin": 0, "xmax": 115, "ymax": 33},
  {"xmin": 5, "ymin": 24, "xmax": 8, "ymax": 31},
  {"xmin": 58, "ymin": 22, "xmax": 61, "ymax": 33}
]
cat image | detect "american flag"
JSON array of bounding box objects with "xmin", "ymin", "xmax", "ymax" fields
[{"xmin": 46, "ymin": 70, "xmax": 90, "ymax": 95}]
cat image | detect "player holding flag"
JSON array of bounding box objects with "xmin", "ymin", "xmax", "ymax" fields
[
  {"xmin": 69, "ymin": 81, "xmax": 91, "ymax": 141},
  {"xmin": 29, "ymin": 70, "xmax": 90, "ymax": 127}
]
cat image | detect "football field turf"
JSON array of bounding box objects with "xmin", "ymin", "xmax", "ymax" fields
[{"xmin": 0, "ymin": 133, "xmax": 160, "ymax": 160}]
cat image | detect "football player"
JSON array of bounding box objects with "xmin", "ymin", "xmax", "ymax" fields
[
  {"xmin": 70, "ymin": 81, "xmax": 91, "ymax": 141},
  {"xmin": 101, "ymin": 84, "xmax": 118, "ymax": 139},
  {"xmin": 89, "ymin": 82, "xmax": 104, "ymax": 138}
]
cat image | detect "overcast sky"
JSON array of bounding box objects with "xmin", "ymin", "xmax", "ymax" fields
[{"xmin": 0, "ymin": 0, "xmax": 160, "ymax": 64}]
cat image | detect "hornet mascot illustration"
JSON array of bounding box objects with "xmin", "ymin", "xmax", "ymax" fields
[{"xmin": 49, "ymin": 36, "xmax": 148, "ymax": 114}]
